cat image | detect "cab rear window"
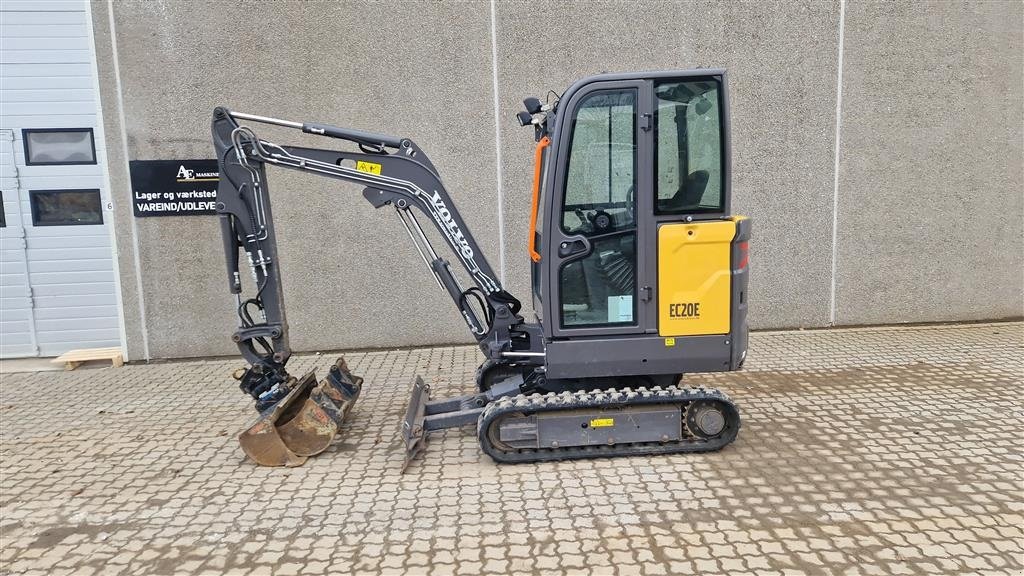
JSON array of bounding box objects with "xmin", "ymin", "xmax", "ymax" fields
[{"xmin": 654, "ymin": 79, "xmax": 725, "ymax": 215}]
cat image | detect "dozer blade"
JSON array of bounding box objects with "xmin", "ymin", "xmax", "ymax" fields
[
  {"xmin": 399, "ymin": 376, "xmax": 430, "ymax": 473},
  {"xmin": 397, "ymin": 376, "xmax": 492, "ymax": 472},
  {"xmin": 238, "ymin": 357, "xmax": 363, "ymax": 467}
]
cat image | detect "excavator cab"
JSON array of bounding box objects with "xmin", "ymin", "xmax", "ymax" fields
[
  {"xmin": 529, "ymin": 71, "xmax": 748, "ymax": 381},
  {"xmin": 211, "ymin": 69, "xmax": 748, "ymax": 468}
]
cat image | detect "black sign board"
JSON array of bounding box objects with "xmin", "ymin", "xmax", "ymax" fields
[{"xmin": 129, "ymin": 159, "xmax": 219, "ymax": 217}]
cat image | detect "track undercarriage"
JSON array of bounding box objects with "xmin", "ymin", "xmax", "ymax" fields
[{"xmin": 400, "ymin": 367, "xmax": 739, "ymax": 469}]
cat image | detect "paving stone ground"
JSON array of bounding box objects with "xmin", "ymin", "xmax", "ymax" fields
[{"xmin": 1, "ymin": 322, "xmax": 1022, "ymax": 575}]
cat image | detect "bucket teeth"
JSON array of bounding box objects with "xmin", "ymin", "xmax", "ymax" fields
[{"xmin": 237, "ymin": 357, "xmax": 363, "ymax": 467}]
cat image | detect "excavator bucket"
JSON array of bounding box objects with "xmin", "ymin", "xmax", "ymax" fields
[{"xmin": 238, "ymin": 357, "xmax": 362, "ymax": 467}]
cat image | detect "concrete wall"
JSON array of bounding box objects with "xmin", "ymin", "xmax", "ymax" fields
[
  {"xmin": 835, "ymin": 1, "xmax": 1023, "ymax": 324},
  {"xmin": 91, "ymin": 0, "xmax": 1023, "ymax": 361}
]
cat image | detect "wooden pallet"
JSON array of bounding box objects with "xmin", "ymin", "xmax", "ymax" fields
[{"xmin": 52, "ymin": 347, "xmax": 124, "ymax": 371}]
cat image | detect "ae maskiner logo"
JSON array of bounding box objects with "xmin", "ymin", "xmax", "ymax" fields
[{"xmin": 176, "ymin": 165, "xmax": 219, "ymax": 181}]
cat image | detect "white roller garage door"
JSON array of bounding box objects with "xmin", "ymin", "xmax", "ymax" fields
[{"xmin": 0, "ymin": 0, "xmax": 121, "ymax": 358}]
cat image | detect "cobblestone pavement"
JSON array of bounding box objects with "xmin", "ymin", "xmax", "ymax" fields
[{"xmin": 1, "ymin": 322, "xmax": 1022, "ymax": 575}]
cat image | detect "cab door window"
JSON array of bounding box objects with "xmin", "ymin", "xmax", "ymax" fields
[
  {"xmin": 561, "ymin": 90, "xmax": 636, "ymax": 234},
  {"xmin": 558, "ymin": 89, "xmax": 638, "ymax": 328}
]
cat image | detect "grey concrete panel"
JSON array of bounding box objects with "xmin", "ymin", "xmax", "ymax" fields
[
  {"xmin": 495, "ymin": 0, "xmax": 842, "ymax": 330},
  {"xmin": 835, "ymin": 1, "xmax": 1024, "ymax": 325},
  {"xmin": 96, "ymin": 1, "xmax": 501, "ymax": 358},
  {"xmin": 90, "ymin": 1, "xmax": 148, "ymax": 360}
]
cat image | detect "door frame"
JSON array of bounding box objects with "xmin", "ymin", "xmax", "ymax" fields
[
  {"xmin": 543, "ymin": 78, "xmax": 654, "ymax": 339},
  {"xmin": 0, "ymin": 129, "xmax": 40, "ymax": 357}
]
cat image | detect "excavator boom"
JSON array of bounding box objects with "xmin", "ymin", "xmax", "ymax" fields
[{"xmin": 212, "ymin": 108, "xmax": 540, "ymax": 465}]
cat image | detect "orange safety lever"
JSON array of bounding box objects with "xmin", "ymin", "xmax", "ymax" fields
[{"xmin": 528, "ymin": 136, "xmax": 551, "ymax": 263}]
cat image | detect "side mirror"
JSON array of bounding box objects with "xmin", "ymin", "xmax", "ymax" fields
[
  {"xmin": 516, "ymin": 111, "xmax": 533, "ymax": 127},
  {"xmin": 523, "ymin": 97, "xmax": 542, "ymax": 114},
  {"xmin": 694, "ymin": 98, "xmax": 712, "ymax": 115}
]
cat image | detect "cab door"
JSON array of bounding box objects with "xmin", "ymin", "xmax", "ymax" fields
[{"xmin": 544, "ymin": 80, "xmax": 653, "ymax": 338}]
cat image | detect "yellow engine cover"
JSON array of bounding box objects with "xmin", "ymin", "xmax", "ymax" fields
[{"xmin": 658, "ymin": 220, "xmax": 736, "ymax": 336}]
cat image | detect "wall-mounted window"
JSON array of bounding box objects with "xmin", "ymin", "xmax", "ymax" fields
[
  {"xmin": 30, "ymin": 189, "xmax": 103, "ymax": 226},
  {"xmin": 22, "ymin": 128, "xmax": 96, "ymax": 166}
]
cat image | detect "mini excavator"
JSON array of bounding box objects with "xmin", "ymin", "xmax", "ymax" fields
[{"xmin": 212, "ymin": 69, "xmax": 750, "ymax": 467}]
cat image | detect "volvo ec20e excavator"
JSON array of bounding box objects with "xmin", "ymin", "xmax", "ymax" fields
[{"xmin": 212, "ymin": 69, "xmax": 750, "ymax": 468}]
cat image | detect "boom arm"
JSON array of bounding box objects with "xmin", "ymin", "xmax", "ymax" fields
[{"xmin": 211, "ymin": 108, "xmax": 528, "ymax": 408}]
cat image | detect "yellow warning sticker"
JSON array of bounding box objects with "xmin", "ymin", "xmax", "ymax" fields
[
  {"xmin": 356, "ymin": 161, "xmax": 382, "ymax": 175},
  {"xmin": 665, "ymin": 337, "xmax": 676, "ymax": 347},
  {"xmin": 590, "ymin": 418, "xmax": 614, "ymax": 428}
]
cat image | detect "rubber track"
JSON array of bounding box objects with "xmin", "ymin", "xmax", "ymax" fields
[{"xmin": 477, "ymin": 386, "xmax": 740, "ymax": 464}]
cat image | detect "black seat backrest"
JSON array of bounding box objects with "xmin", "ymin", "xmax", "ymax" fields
[{"xmin": 659, "ymin": 170, "xmax": 710, "ymax": 212}]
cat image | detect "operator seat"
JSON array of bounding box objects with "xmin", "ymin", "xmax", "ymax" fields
[{"xmin": 659, "ymin": 170, "xmax": 709, "ymax": 212}]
